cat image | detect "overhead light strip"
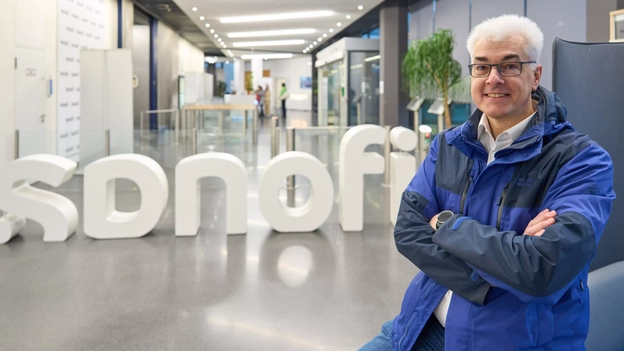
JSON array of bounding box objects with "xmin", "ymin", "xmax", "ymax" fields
[
  {"xmin": 228, "ymin": 28, "xmax": 316, "ymax": 38},
  {"xmin": 364, "ymin": 55, "xmax": 381, "ymax": 62},
  {"xmin": 240, "ymin": 54, "xmax": 294, "ymax": 60},
  {"xmin": 233, "ymin": 40, "xmax": 305, "ymax": 47},
  {"xmin": 220, "ymin": 11, "xmax": 333, "ymax": 24}
]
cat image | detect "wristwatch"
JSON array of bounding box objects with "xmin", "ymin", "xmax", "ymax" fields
[{"xmin": 436, "ymin": 210, "xmax": 454, "ymax": 230}]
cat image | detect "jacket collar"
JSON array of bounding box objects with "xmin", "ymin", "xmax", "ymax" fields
[{"xmin": 445, "ymin": 86, "xmax": 572, "ymax": 163}]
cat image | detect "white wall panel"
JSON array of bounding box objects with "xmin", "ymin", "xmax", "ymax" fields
[
  {"xmin": 0, "ymin": 0, "xmax": 16, "ymax": 165},
  {"xmin": 57, "ymin": 0, "xmax": 105, "ymax": 158},
  {"xmin": 79, "ymin": 49, "xmax": 133, "ymax": 169},
  {"xmin": 15, "ymin": 0, "xmax": 46, "ymax": 50}
]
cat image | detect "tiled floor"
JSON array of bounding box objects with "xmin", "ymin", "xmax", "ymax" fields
[{"xmin": 0, "ymin": 110, "xmax": 418, "ymax": 350}]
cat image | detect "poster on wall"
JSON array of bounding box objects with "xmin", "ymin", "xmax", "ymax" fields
[{"xmin": 57, "ymin": 0, "xmax": 105, "ymax": 159}]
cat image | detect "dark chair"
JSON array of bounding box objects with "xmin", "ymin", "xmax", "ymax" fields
[
  {"xmin": 553, "ymin": 38, "xmax": 624, "ymax": 351},
  {"xmin": 552, "ymin": 38, "xmax": 624, "ymax": 271}
]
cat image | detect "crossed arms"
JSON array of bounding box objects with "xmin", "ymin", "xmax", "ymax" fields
[{"xmin": 395, "ymin": 139, "xmax": 614, "ymax": 305}]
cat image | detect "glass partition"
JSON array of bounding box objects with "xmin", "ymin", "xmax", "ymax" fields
[
  {"xmin": 318, "ymin": 60, "xmax": 343, "ymax": 126},
  {"xmin": 348, "ymin": 52, "xmax": 380, "ymax": 126}
]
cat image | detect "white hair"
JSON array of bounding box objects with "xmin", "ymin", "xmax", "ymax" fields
[{"xmin": 467, "ymin": 14, "xmax": 544, "ymax": 66}]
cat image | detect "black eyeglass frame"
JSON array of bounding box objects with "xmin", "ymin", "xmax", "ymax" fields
[{"xmin": 467, "ymin": 61, "xmax": 536, "ymax": 78}]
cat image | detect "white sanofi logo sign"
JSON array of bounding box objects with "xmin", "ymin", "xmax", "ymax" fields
[{"xmin": 0, "ymin": 125, "xmax": 418, "ymax": 244}]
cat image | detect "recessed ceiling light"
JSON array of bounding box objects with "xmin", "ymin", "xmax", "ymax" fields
[
  {"xmin": 337, "ymin": 22, "xmax": 342, "ymax": 27},
  {"xmin": 309, "ymin": 45, "xmax": 313, "ymax": 48},
  {"xmin": 205, "ymin": 23, "xmax": 210, "ymax": 28},
  {"xmin": 218, "ymin": 38, "xmax": 222, "ymax": 42},
  {"xmin": 200, "ymin": 16, "xmax": 205, "ymax": 20},
  {"xmin": 313, "ymin": 41, "xmax": 317, "ymax": 45},
  {"xmin": 232, "ymin": 39, "xmax": 305, "ymax": 47},
  {"xmin": 346, "ymin": 15, "xmax": 351, "ymax": 19},
  {"xmin": 302, "ymin": 50, "xmax": 306, "ymax": 53},
  {"xmin": 220, "ymin": 10, "xmax": 333, "ymax": 23},
  {"xmin": 214, "ymin": 34, "xmax": 219, "ymax": 38},
  {"xmin": 210, "ymin": 29, "xmax": 215, "ymax": 33},
  {"xmin": 358, "ymin": 5, "xmax": 363, "ymax": 10},
  {"xmin": 318, "ymin": 38, "xmax": 323, "ymax": 42},
  {"xmin": 192, "ymin": 7, "xmax": 197, "ymax": 11},
  {"xmin": 329, "ymin": 28, "xmax": 334, "ymax": 33},
  {"xmin": 323, "ymin": 33, "xmax": 327, "ymax": 37},
  {"xmin": 227, "ymin": 28, "xmax": 315, "ymax": 38},
  {"xmin": 240, "ymin": 53, "xmax": 294, "ymax": 59},
  {"xmin": 223, "ymin": 45, "xmax": 227, "ymax": 48}
]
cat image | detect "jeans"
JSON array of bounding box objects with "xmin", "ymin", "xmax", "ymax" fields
[{"xmin": 358, "ymin": 315, "xmax": 444, "ymax": 351}]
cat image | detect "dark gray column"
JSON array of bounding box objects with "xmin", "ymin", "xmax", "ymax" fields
[{"xmin": 380, "ymin": 0, "xmax": 409, "ymax": 127}]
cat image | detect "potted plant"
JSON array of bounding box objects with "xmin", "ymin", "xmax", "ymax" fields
[{"xmin": 402, "ymin": 29, "xmax": 463, "ymax": 129}]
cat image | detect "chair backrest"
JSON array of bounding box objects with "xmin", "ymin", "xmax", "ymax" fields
[
  {"xmin": 585, "ymin": 261, "xmax": 624, "ymax": 351},
  {"xmin": 552, "ymin": 38, "xmax": 624, "ymax": 271}
]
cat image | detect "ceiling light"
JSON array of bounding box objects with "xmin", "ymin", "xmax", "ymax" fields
[
  {"xmin": 218, "ymin": 38, "xmax": 222, "ymax": 42},
  {"xmin": 337, "ymin": 22, "xmax": 342, "ymax": 27},
  {"xmin": 232, "ymin": 39, "xmax": 305, "ymax": 47},
  {"xmin": 313, "ymin": 41, "xmax": 317, "ymax": 45},
  {"xmin": 302, "ymin": 50, "xmax": 307, "ymax": 53},
  {"xmin": 346, "ymin": 15, "xmax": 351, "ymax": 19},
  {"xmin": 205, "ymin": 23, "xmax": 210, "ymax": 28},
  {"xmin": 200, "ymin": 16, "xmax": 204, "ymax": 20},
  {"xmin": 358, "ymin": 5, "xmax": 363, "ymax": 10},
  {"xmin": 225, "ymin": 60, "xmax": 229, "ymax": 64},
  {"xmin": 214, "ymin": 34, "xmax": 219, "ymax": 38},
  {"xmin": 210, "ymin": 29, "xmax": 215, "ymax": 33},
  {"xmin": 323, "ymin": 33, "xmax": 327, "ymax": 37},
  {"xmin": 329, "ymin": 28, "xmax": 334, "ymax": 33},
  {"xmin": 220, "ymin": 10, "xmax": 333, "ymax": 23},
  {"xmin": 227, "ymin": 28, "xmax": 315, "ymax": 38},
  {"xmin": 240, "ymin": 53, "xmax": 294, "ymax": 59},
  {"xmin": 318, "ymin": 37, "xmax": 322, "ymax": 41},
  {"xmin": 192, "ymin": 7, "xmax": 197, "ymax": 11}
]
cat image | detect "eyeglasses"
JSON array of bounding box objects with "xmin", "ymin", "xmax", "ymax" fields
[{"xmin": 468, "ymin": 61, "xmax": 536, "ymax": 78}]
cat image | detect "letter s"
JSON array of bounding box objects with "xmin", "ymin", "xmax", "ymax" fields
[{"xmin": 0, "ymin": 155, "xmax": 79, "ymax": 244}]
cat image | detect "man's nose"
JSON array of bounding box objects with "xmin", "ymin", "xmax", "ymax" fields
[{"xmin": 486, "ymin": 66, "xmax": 505, "ymax": 85}]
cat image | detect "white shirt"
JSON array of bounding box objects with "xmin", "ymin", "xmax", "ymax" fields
[{"xmin": 433, "ymin": 110, "xmax": 536, "ymax": 327}]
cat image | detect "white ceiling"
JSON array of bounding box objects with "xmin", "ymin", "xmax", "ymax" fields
[{"xmin": 173, "ymin": 0, "xmax": 385, "ymax": 59}]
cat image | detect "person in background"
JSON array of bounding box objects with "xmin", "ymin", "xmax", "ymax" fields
[
  {"xmin": 255, "ymin": 85, "xmax": 265, "ymax": 117},
  {"xmin": 279, "ymin": 83, "xmax": 288, "ymax": 119},
  {"xmin": 264, "ymin": 84, "xmax": 271, "ymax": 117},
  {"xmin": 359, "ymin": 14, "xmax": 615, "ymax": 351}
]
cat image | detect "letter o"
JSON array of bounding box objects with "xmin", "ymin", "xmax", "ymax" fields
[{"xmin": 259, "ymin": 152, "xmax": 334, "ymax": 232}]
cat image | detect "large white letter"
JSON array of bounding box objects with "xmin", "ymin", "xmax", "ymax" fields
[
  {"xmin": 339, "ymin": 125, "xmax": 386, "ymax": 232},
  {"xmin": 175, "ymin": 153, "xmax": 247, "ymax": 236},
  {"xmin": 390, "ymin": 127, "xmax": 417, "ymax": 226},
  {"xmin": 84, "ymin": 154, "xmax": 168, "ymax": 239},
  {"xmin": 0, "ymin": 155, "xmax": 78, "ymax": 243},
  {"xmin": 259, "ymin": 152, "xmax": 333, "ymax": 232}
]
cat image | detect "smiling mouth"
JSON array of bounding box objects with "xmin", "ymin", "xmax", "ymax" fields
[{"xmin": 485, "ymin": 93, "xmax": 509, "ymax": 98}]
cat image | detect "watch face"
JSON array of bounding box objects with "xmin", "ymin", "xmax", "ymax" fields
[{"xmin": 438, "ymin": 210, "xmax": 453, "ymax": 223}]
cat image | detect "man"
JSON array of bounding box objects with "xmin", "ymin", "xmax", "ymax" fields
[
  {"xmin": 360, "ymin": 14, "xmax": 615, "ymax": 350},
  {"xmin": 279, "ymin": 83, "xmax": 288, "ymax": 119}
]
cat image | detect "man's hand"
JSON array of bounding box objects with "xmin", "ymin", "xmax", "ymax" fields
[
  {"xmin": 524, "ymin": 209, "xmax": 557, "ymax": 236},
  {"xmin": 429, "ymin": 213, "xmax": 440, "ymax": 230}
]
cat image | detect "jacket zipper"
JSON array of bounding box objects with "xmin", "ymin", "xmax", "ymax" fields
[
  {"xmin": 496, "ymin": 182, "xmax": 509, "ymax": 230},
  {"xmin": 460, "ymin": 176, "xmax": 473, "ymax": 214}
]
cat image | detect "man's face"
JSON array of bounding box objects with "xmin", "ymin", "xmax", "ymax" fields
[{"xmin": 470, "ymin": 35, "xmax": 542, "ymax": 123}]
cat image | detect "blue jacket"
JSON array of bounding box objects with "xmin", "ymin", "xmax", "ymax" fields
[{"xmin": 392, "ymin": 87, "xmax": 615, "ymax": 350}]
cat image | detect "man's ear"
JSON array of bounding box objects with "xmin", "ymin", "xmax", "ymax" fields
[{"xmin": 532, "ymin": 65, "xmax": 543, "ymax": 90}]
